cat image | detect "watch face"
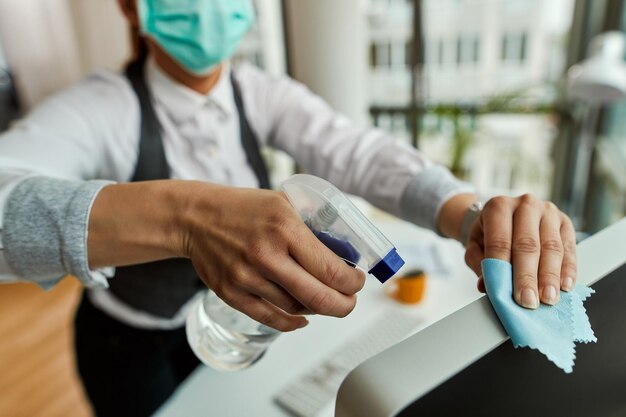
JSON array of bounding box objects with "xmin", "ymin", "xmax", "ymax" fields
[
  {"xmin": 470, "ymin": 201, "xmax": 484, "ymax": 213},
  {"xmin": 461, "ymin": 203, "xmax": 483, "ymax": 244}
]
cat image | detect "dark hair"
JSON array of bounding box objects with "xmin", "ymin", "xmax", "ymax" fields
[
  {"xmin": 125, "ymin": 25, "xmax": 150, "ymax": 80},
  {"xmin": 130, "ymin": 25, "xmax": 149, "ymax": 66}
]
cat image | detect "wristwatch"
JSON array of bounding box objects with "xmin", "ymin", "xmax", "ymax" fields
[{"xmin": 460, "ymin": 201, "xmax": 483, "ymax": 246}]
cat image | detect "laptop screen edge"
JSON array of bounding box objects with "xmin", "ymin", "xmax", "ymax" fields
[{"xmin": 336, "ymin": 217, "xmax": 626, "ymax": 417}]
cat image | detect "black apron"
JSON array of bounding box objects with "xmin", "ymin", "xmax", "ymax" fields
[{"xmin": 108, "ymin": 60, "xmax": 271, "ymax": 318}]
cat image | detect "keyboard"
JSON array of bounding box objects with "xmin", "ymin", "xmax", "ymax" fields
[{"xmin": 274, "ymin": 310, "xmax": 419, "ymax": 417}]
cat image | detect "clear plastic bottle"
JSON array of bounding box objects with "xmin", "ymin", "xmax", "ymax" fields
[
  {"xmin": 186, "ymin": 174, "xmax": 405, "ymax": 371},
  {"xmin": 186, "ymin": 291, "xmax": 279, "ymax": 371}
]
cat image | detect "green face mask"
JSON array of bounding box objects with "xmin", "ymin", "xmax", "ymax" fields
[{"xmin": 138, "ymin": 0, "xmax": 255, "ymax": 76}]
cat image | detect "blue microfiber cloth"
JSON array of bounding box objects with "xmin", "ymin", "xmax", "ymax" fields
[{"xmin": 481, "ymin": 258, "xmax": 597, "ymax": 373}]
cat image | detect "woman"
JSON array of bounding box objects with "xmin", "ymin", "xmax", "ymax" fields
[{"xmin": 0, "ymin": 0, "xmax": 577, "ymax": 415}]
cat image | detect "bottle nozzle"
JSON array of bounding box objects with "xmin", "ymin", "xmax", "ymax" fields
[
  {"xmin": 311, "ymin": 203, "xmax": 339, "ymax": 232},
  {"xmin": 282, "ymin": 175, "xmax": 405, "ymax": 283}
]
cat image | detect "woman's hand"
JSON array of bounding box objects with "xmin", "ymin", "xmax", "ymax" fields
[
  {"xmin": 88, "ymin": 181, "xmax": 365, "ymax": 333},
  {"xmin": 439, "ymin": 193, "xmax": 577, "ymax": 309},
  {"xmin": 179, "ymin": 184, "xmax": 366, "ymax": 332}
]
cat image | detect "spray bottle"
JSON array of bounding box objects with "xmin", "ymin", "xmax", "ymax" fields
[{"xmin": 185, "ymin": 174, "xmax": 405, "ymax": 371}]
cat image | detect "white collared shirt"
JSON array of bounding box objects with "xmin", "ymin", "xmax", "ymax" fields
[{"xmin": 0, "ymin": 59, "xmax": 472, "ymax": 329}]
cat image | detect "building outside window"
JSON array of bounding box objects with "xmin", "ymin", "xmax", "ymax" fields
[
  {"xmin": 501, "ymin": 32, "xmax": 527, "ymax": 63},
  {"xmin": 367, "ymin": 0, "xmax": 576, "ymax": 200},
  {"xmin": 232, "ymin": 0, "xmax": 579, "ymax": 199},
  {"xmin": 368, "ymin": 0, "xmax": 414, "ymax": 112},
  {"xmin": 457, "ymin": 34, "xmax": 481, "ymax": 65}
]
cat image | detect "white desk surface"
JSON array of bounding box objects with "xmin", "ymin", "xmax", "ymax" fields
[{"xmin": 154, "ymin": 213, "xmax": 481, "ymax": 417}]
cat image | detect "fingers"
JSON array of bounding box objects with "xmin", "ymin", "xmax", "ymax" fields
[
  {"xmin": 267, "ymin": 256, "xmax": 360, "ymax": 318},
  {"xmin": 289, "ymin": 227, "xmax": 366, "ymax": 296},
  {"xmin": 226, "ymin": 252, "xmax": 353, "ymax": 318},
  {"xmin": 262, "ymin": 218, "xmax": 364, "ymax": 318},
  {"xmin": 537, "ymin": 203, "xmax": 564, "ymax": 305},
  {"xmin": 219, "ymin": 286, "xmax": 308, "ymax": 333},
  {"xmin": 511, "ymin": 196, "xmax": 541, "ymax": 309},
  {"xmin": 464, "ymin": 219, "xmax": 484, "ymax": 278},
  {"xmin": 476, "ymin": 277, "xmax": 486, "ymax": 293},
  {"xmin": 559, "ymin": 213, "xmax": 577, "ymax": 291},
  {"xmin": 466, "ymin": 194, "xmax": 577, "ymax": 309},
  {"xmin": 482, "ymin": 198, "xmax": 514, "ymax": 262},
  {"xmin": 189, "ymin": 188, "xmax": 368, "ymax": 328},
  {"xmin": 247, "ymin": 201, "xmax": 364, "ymax": 318},
  {"xmin": 238, "ymin": 274, "xmax": 310, "ymax": 315}
]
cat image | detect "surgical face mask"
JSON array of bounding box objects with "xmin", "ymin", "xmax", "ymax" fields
[{"xmin": 138, "ymin": 0, "xmax": 255, "ymax": 76}]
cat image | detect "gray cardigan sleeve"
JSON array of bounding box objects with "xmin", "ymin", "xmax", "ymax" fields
[
  {"xmin": 2, "ymin": 177, "xmax": 114, "ymax": 289},
  {"xmin": 400, "ymin": 165, "xmax": 476, "ymax": 234}
]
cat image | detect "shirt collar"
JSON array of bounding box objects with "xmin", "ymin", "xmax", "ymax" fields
[{"xmin": 145, "ymin": 58, "xmax": 234, "ymax": 125}]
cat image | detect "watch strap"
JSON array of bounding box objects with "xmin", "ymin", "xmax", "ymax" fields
[{"xmin": 460, "ymin": 201, "xmax": 483, "ymax": 246}]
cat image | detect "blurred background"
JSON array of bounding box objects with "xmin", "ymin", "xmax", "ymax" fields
[
  {"xmin": 1, "ymin": 0, "xmax": 625, "ymax": 233},
  {"xmin": 0, "ymin": 0, "xmax": 625, "ymax": 416}
]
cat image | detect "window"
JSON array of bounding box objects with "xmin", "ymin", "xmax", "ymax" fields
[
  {"xmin": 437, "ymin": 39, "xmax": 445, "ymax": 66},
  {"xmin": 391, "ymin": 42, "xmax": 407, "ymax": 69},
  {"xmin": 501, "ymin": 32, "xmax": 528, "ymax": 63},
  {"xmin": 406, "ymin": 0, "xmax": 574, "ymax": 197},
  {"xmin": 370, "ymin": 42, "xmax": 377, "ymax": 68},
  {"xmin": 472, "ymin": 36, "xmax": 480, "ymax": 63},
  {"xmin": 457, "ymin": 34, "xmax": 481, "ymax": 65},
  {"xmin": 405, "ymin": 40, "xmax": 414, "ymax": 68},
  {"xmin": 367, "ymin": 0, "xmax": 576, "ymax": 200},
  {"xmin": 370, "ymin": 41, "xmax": 409, "ymax": 69},
  {"xmin": 377, "ymin": 42, "xmax": 391, "ymax": 67}
]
